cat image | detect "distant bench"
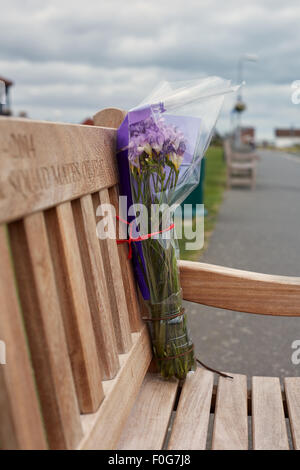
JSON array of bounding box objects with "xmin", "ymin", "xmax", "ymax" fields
[{"xmin": 224, "ymin": 139, "xmax": 258, "ymax": 189}]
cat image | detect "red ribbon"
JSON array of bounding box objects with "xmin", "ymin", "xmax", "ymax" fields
[{"xmin": 116, "ymin": 215, "xmax": 175, "ymax": 259}]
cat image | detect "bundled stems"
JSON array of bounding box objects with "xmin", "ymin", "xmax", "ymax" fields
[{"xmin": 131, "ymin": 152, "xmax": 195, "ymax": 379}]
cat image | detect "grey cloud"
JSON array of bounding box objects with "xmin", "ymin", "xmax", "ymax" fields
[{"xmin": 1, "ymin": 0, "xmax": 300, "ymax": 138}]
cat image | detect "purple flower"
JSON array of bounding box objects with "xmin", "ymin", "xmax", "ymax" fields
[
  {"xmin": 177, "ymin": 141, "xmax": 186, "ymax": 156},
  {"xmin": 128, "ymin": 113, "xmax": 186, "ymax": 171}
]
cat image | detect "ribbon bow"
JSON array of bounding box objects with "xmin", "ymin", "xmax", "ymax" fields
[{"xmin": 116, "ymin": 215, "xmax": 175, "ymax": 259}]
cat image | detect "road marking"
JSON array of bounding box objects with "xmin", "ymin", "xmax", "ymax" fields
[{"xmin": 279, "ymin": 153, "xmax": 300, "ymax": 163}]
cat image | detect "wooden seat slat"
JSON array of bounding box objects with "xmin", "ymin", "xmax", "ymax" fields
[
  {"xmin": 284, "ymin": 377, "xmax": 300, "ymax": 450},
  {"xmin": 117, "ymin": 373, "xmax": 178, "ymax": 450},
  {"xmin": 230, "ymin": 162, "xmax": 256, "ymax": 170},
  {"xmin": 45, "ymin": 202, "xmax": 104, "ymax": 413},
  {"xmin": 93, "ymin": 188, "xmax": 132, "ymax": 353},
  {"xmin": 72, "ymin": 195, "xmax": 120, "ymax": 379},
  {"xmin": 168, "ymin": 368, "xmax": 213, "ymax": 450},
  {"xmin": 252, "ymin": 376, "xmax": 289, "ymax": 450},
  {"xmin": 8, "ymin": 212, "xmax": 83, "ymax": 449},
  {"xmin": 212, "ymin": 373, "xmax": 248, "ymax": 450},
  {"xmin": 0, "ymin": 225, "xmax": 47, "ymax": 450}
]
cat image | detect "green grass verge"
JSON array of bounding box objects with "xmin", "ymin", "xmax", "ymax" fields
[{"xmin": 178, "ymin": 145, "xmax": 226, "ymax": 261}]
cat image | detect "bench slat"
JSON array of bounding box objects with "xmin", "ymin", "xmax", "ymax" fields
[
  {"xmin": 117, "ymin": 373, "xmax": 178, "ymax": 450},
  {"xmin": 72, "ymin": 194, "xmax": 119, "ymax": 379},
  {"xmin": 0, "ymin": 225, "xmax": 47, "ymax": 450},
  {"xmin": 284, "ymin": 377, "xmax": 300, "ymax": 450},
  {"xmin": 168, "ymin": 368, "xmax": 213, "ymax": 450},
  {"xmin": 8, "ymin": 213, "xmax": 83, "ymax": 449},
  {"xmin": 45, "ymin": 202, "xmax": 104, "ymax": 413},
  {"xmin": 252, "ymin": 377, "xmax": 289, "ymax": 450},
  {"xmin": 212, "ymin": 373, "xmax": 248, "ymax": 450},
  {"xmin": 79, "ymin": 325, "xmax": 152, "ymax": 450},
  {"xmin": 93, "ymin": 110, "xmax": 143, "ymax": 333},
  {"xmin": 93, "ymin": 188, "xmax": 132, "ymax": 352},
  {"xmin": 108, "ymin": 185, "xmax": 143, "ymax": 332},
  {"xmin": 0, "ymin": 118, "xmax": 118, "ymax": 224}
]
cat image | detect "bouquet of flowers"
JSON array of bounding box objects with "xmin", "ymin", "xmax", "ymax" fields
[{"xmin": 116, "ymin": 78, "xmax": 237, "ymax": 380}]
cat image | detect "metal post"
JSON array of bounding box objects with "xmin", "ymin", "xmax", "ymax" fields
[
  {"xmin": 0, "ymin": 80, "xmax": 5, "ymax": 115},
  {"xmin": 235, "ymin": 54, "xmax": 258, "ymax": 147}
]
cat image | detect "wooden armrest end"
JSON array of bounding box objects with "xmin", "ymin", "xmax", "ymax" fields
[{"xmin": 179, "ymin": 260, "xmax": 300, "ymax": 316}]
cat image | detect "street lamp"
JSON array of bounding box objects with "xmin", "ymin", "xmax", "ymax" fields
[
  {"xmin": 0, "ymin": 80, "xmax": 5, "ymax": 115},
  {"xmin": 237, "ymin": 53, "xmax": 258, "ymax": 99},
  {"xmin": 234, "ymin": 53, "xmax": 258, "ymax": 146}
]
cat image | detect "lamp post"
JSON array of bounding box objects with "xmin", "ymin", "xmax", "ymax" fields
[
  {"xmin": 234, "ymin": 53, "xmax": 258, "ymax": 146},
  {"xmin": 0, "ymin": 80, "xmax": 5, "ymax": 115}
]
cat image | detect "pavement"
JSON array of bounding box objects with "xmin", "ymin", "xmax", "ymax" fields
[{"xmin": 185, "ymin": 149, "xmax": 300, "ymax": 379}]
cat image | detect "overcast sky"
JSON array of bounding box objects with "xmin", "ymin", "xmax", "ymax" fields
[{"xmin": 1, "ymin": 0, "xmax": 300, "ymax": 139}]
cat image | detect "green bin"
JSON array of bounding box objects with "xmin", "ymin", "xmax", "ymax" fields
[{"xmin": 180, "ymin": 156, "xmax": 206, "ymax": 218}]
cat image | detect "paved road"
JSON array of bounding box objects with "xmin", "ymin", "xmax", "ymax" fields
[{"xmin": 185, "ymin": 150, "xmax": 300, "ymax": 379}]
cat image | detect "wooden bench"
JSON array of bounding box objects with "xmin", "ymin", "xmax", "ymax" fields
[
  {"xmin": 0, "ymin": 109, "xmax": 300, "ymax": 450},
  {"xmin": 224, "ymin": 139, "xmax": 258, "ymax": 190}
]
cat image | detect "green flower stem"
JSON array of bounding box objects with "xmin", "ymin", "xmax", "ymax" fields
[{"xmin": 130, "ymin": 153, "xmax": 195, "ymax": 380}]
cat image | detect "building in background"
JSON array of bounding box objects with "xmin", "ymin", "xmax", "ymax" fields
[
  {"xmin": 0, "ymin": 76, "xmax": 14, "ymax": 115},
  {"xmin": 274, "ymin": 128, "xmax": 300, "ymax": 148}
]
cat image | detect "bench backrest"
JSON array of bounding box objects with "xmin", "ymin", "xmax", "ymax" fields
[
  {"xmin": 0, "ymin": 108, "xmax": 152, "ymax": 450},
  {"xmin": 224, "ymin": 139, "xmax": 257, "ymax": 163}
]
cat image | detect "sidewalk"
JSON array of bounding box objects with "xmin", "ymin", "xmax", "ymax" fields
[{"xmin": 185, "ymin": 149, "xmax": 300, "ymax": 378}]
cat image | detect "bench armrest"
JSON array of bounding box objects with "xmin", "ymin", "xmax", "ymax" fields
[{"xmin": 179, "ymin": 260, "xmax": 300, "ymax": 316}]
